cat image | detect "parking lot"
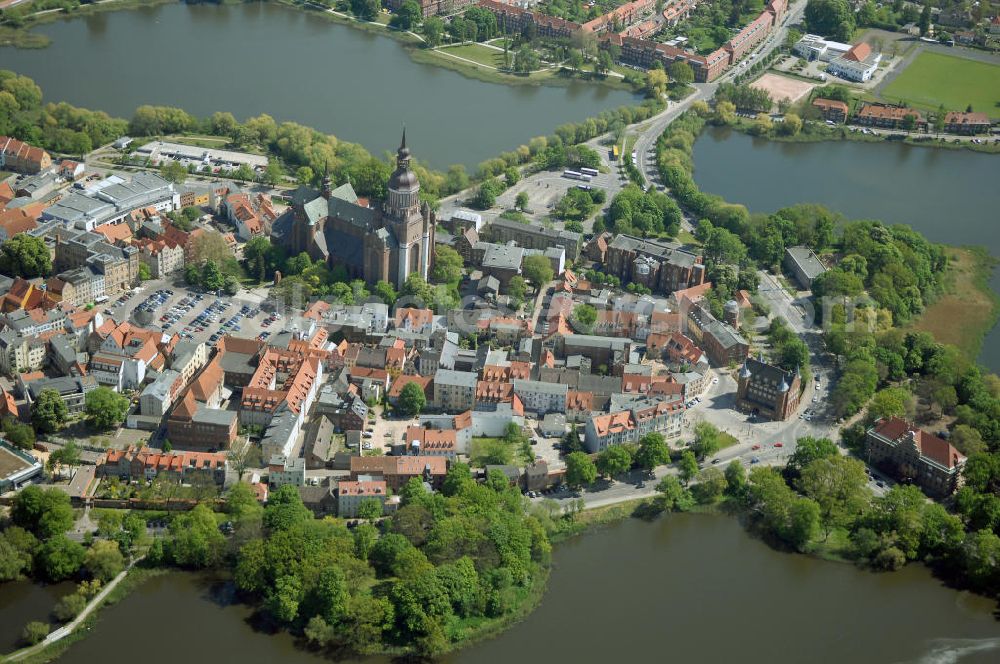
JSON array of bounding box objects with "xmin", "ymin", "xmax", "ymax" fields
[{"xmin": 100, "ymin": 278, "xmax": 277, "ymax": 350}]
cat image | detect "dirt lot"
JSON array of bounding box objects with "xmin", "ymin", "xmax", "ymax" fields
[{"xmin": 751, "ymin": 72, "xmax": 816, "ymax": 105}]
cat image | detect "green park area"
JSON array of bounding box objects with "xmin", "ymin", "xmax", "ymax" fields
[
  {"xmin": 438, "ymin": 43, "xmax": 506, "ymax": 69},
  {"xmin": 880, "ymin": 52, "xmax": 1000, "ymax": 118}
]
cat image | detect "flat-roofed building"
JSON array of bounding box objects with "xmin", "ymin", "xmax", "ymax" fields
[{"xmin": 784, "ymin": 246, "xmax": 827, "ymax": 289}]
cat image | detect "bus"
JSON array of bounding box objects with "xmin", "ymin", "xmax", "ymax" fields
[
  {"xmin": 580, "ymin": 167, "xmax": 599, "ymax": 177},
  {"xmin": 576, "ymin": 184, "xmax": 592, "ymax": 191},
  {"xmin": 563, "ymin": 170, "xmax": 583, "ymax": 180},
  {"xmin": 611, "ymin": 145, "xmax": 620, "ymax": 160}
]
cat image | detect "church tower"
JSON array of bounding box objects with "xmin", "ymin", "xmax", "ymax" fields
[{"xmin": 384, "ymin": 128, "xmax": 427, "ymax": 288}]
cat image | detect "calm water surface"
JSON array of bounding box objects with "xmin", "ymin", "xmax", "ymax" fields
[
  {"xmin": 693, "ymin": 127, "xmax": 1000, "ymax": 371},
  {"xmin": 50, "ymin": 515, "xmax": 1000, "ymax": 664},
  {"xmin": 0, "ymin": 2, "xmax": 637, "ymax": 168},
  {"xmin": 0, "ymin": 579, "xmax": 74, "ymax": 653}
]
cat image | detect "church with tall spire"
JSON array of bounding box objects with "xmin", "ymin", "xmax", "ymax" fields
[{"xmin": 270, "ymin": 128, "xmax": 436, "ymax": 290}]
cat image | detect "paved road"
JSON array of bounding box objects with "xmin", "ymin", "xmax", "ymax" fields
[{"xmin": 631, "ymin": 0, "xmax": 806, "ymax": 188}]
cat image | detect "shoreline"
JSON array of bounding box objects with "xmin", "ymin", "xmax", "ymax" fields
[
  {"xmin": 0, "ymin": 0, "xmax": 640, "ymax": 94},
  {"xmin": 726, "ymin": 118, "xmax": 1000, "ymax": 155}
]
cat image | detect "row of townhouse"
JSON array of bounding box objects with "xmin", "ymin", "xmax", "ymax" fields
[
  {"xmin": 97, "ymin": 445, "xmax": 231, "ymax": 487},
  {"xmin": 584, "ymin": 396, "xmax": 686, "ymax": 452}
]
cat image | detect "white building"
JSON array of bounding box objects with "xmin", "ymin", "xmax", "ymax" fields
[
  {"xmin": 337, "ymin": 476, "xmax": 388, "ymax": 518},
  {"xmin": 793, "ymin": 33, "xmax": 852, "ymax": 61},
  {"xmin": 512, "ymin": 379, "xmax": 568, "ymax": 416},
  {"xmin": 268, "ymin": 454, "xmax": 306, "ymax": 488},
  {"xmin": 826, "ymin": 43, "xmax": 882, "ymax": 82}
]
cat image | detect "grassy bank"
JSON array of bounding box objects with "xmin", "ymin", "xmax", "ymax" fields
[{"xmin": 909, "ymin": 246, "xmax": 1000, "ymax": 359}]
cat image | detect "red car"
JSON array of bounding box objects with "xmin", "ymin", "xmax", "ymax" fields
[
  {"xmin": 773, "ymin": 442, "xmax": 784, "ymax": 448},
  {"xmin": 751, "ymin": 444, "xmax": 761, "ymax": 450}
]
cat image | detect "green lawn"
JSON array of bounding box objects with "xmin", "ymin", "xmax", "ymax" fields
[
  {"xmin": 438, "ymin": 43, "xmax": 506, "ymax": 69},
  {"xmin": 881, "ymin": 51, "xmax": 1000, "ymax": 118},
  {"xmin": 470, "ymin": 437, "xmax": 514, "ymax": 467},
  {"xmin": 718, "ymin": 431, "xmax": 739, "ymax": 450}
]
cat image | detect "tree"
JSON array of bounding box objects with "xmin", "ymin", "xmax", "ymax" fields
[
  {"xmin": 397, "ymin": 381, "xmax": 427, "ymax": 417},
  {"xmin": 714, "ymin": 100, "xmax": 736, "ymax": 126},
  {"xmin": 691, "ymin": 422, "xmax": 722, "ymax": 460},
  {"xmin": 373, "ymin": 280, "xmax": 399, "ymax": 306},
  {"xmin": 169, "ymin": 504, "xmax": 226, "ymax": 568},
  {"xmin": 357, "ymin": 498, "xmax": 384, "ymax": 520},
  {"xmin": 442, "ymin": 461, "xmax": 473, "ymax": 497},
  {"xmin": 137, "ymin": 262, "xmax": 152, "ymax": 281},
  {"xmin": 0, "ymin": 233, "xmax": 51, "ymax": 278},
  {"xmin": 692, "ymin": 467, "xmax": 726, "ymax": 504},
  {"xmin": 391, "ymin": 0, "xmax": 422, "ymax": 31},
  {"xmin": 350, "ymin": 0, "xmax": 380, "ymax": 21},
  {"xmin": 53, "ymin": 591, "xmax": 88, "ymax": 622},
  {"xmin": 263, "ymin": 160, "xmax": 284, "ymax": 187},
  {"xmin": 513, "ymin": 45, "xmax": 540, "ymax": 73},
  {"xmin": 780, "ymin": 113, "xmax": 803, "ymax": 136},
  {"xmin": 422, "ymin": 16, "xmax": 444, "ymax": 47},
  {"xmin": 798, "ymin": 456, "xmax": 870, "ymax": 538},
  {"xmin": 951, "ymin": 424, "xmax": 987, "ymax": 457},
  {"xmin": 514, "ymin": 191, "xmax": 529, "ymax": 211},
  {"xmin": 225, "ymin": 482, "xmax": 263, "ymax": 524},
  {"xmin": 31, "ymin": 389, "xmax": 68, "ymax": 434},
  {"xmin": 431, "ymin": 246, "xmax": 463, "ymax": 286},
  {"xmin": 0, "ymin": 527, "xmax": 37, "ymax": 581},
  {"xmin": 725, "ymin": 460, "xmax": 747, "ymax": 496},
  {"xmin": 48, "ymin": 442, "xmax": 81, "ymax": 480},
  {"xmin": 805, "ymin": 0, "xmax": 856, "ymax": 42},
  {"xmin": 634, "ymin": 433, "xmax": 670, "ymax": 472},
  {"xmin": 3, "ymin": 417, "xmax": 36, "ymax": 450},
  {"xmin": 565, "ymin": 451, "xmax": 597, "ymax": 488},
  {"xmin": 918, "ymin": 2, "xmax": 931, "ymax": 36},
  {"xmin": 645, "ymin": 69, "xmax": 669, "ymax": 98},
  {"xmin": 84, "ymin": 387, "xmax": 130, "ymax": 430},
  {"xmin": 869, "ymin": 387, "xmax": 913, "ymax": 420},
  {"xmin": 596, "ymin": 445, "xmax": 632, "ymax": 479},
  {"xmin": 668, "ymin": 60, "xmax": 694, "ymax": 86},
  {"xmin": 85, "ymin": 539, "xmax": 125, "ymax": 582},
  {"xmin": 596, "ymin": 49, "xmax": 614, "ymax": 74},
  {"xmin": 751, "ymin": 113, "xmax": 773, "ymax": 136},
  {"xmin": 677, "ymin": 450, "xmax": 698, "ymax": 485},
  {"xmin": 37, "ymin": 535, "xmax": 86, "ymax": 581},
  {"xmin": 521, "ymin": 254, "xmax": 553, "ymax": 288},
  {"xmin": 655, "ymin": 476, "xmax": 694, "ymax": 512},
  {"xmin": 159, "ymin": 160, "xmax": 187, "ymax": 184},
  {"xmin": 22, "ymin": 621, "xmax": 49, "ymax": 646},
  {"xmin": 295, "ymin": 165, "xmax": 314, "ymax": 186},
  {"xmin": 12, "ymin": 485, "xmax": 74, "ymax": 538},
  {"xmin": 571, "ymin": 303, "xmax": 597, "ymax": 331},
  {"xmin": 785, "ymin": 437, "xmax": 837, "ymax": 479},
  {"xmin": 507, "ymin": 275, "xmax": 526, "ymax": 305}
]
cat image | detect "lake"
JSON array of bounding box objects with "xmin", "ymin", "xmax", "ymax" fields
[
  {"xmin": 47, "ymin": 515, "xmax": 1000, "ymax": 664},
  {"xmin": 0, "ymin": 2, "xmax": 637, "ymax": 168},
  {"xmin": 692, "ymin": 127, "xmax": 1000, "ymax": 371},
  {"xmin": 0, "ymin": 579, "xmax": 74, "ymax": 654}
]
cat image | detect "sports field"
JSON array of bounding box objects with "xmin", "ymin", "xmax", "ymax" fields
[{"xmin": 881, "ymin": 51, "xmax": 1000, "ymax": 118}]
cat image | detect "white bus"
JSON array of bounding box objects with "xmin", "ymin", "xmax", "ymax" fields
[
  {"xmin": 563, "ymin": 170, "xmax": 583, "ymax": 180},
  {"xmin": 580, "ymin": 167, "xmax": 599, "ymax": 177}
]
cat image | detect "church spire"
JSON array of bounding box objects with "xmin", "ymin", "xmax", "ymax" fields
[
  {"xmin": 397, "ymin": 125, "xmax": 411, "ymax": 166},
  {"xmin": 321, "ymin": 163, "xmax": 332, "ymax": 200}
]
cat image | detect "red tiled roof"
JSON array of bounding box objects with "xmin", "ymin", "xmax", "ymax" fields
[{"xmin": 874, "ymin": 417, "xmax": 966, "ymax": 469}]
